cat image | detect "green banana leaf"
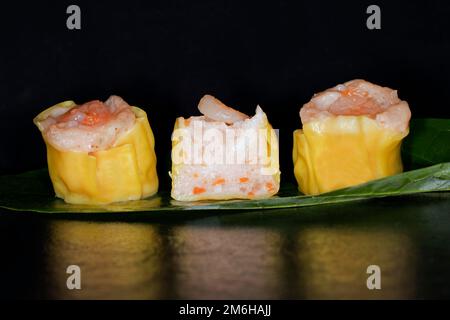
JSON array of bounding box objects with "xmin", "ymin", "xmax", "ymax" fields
[
  {"xmin": 0, "ymin": 118, "xmax": 449, "ymax": 213},
  {"xmin": 402, "ymin": 118, "xmax": 450, "ymax": 169}
]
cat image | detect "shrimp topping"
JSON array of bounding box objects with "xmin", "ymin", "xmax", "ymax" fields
[
  {"xmin": 56, "ymin": 100, "xmax": 112, "ymax": 126},
  {"xmin": 300, "ymin": 79, "xmax": 411, "ymax": 132},
  {"xmin": 41, "ymin": 95, "xmax": 136, "ymax": 152},
  {"xmin": 198, "ymin": 95, "xmax": 250, "ymax": 124}
]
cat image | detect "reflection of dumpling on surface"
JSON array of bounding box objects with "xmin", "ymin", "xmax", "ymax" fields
[
  {"xmin": 43, "ymin": 221, "xmax": 165, "ymax": 299},
  {"xmin": 296, "ymin": 227, "xmax": 416, "ymax": 299},
  {"xmin": 171, "ymin": 227, "xmax": 284, "ymax": 299}
]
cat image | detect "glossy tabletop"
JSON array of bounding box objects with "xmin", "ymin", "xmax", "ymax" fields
[{"xmin": 0, "ymin": 193, "xmax": 449, "ymax": 299}]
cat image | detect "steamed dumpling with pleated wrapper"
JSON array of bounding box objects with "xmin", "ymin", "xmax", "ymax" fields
[
  {"xmin": 34, "ymin": 95, "xmax": 158, "ymax": 205},
  {"xmin": 293, "ymin": 79, "xmax": 411, "ymax": 195}
]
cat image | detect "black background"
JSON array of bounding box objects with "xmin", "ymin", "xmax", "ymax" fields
[
  {"xmin": 1, "ymin": 0, "xmax": 450, "ymax": 302},
  {"xmin": 1, "ymin": 0, "xmax": 450, "ymax": 184}
]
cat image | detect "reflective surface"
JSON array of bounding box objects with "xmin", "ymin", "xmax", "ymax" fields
[{"xmin": 1, "ymin": 193, "xmax": 449, "ymax": 299}]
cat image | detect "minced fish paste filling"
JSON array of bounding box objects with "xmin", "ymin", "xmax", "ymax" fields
[
  {"xmin": 40, "ymin": 95, "xmax": 136, "ymax": 152},
  {"xmin": 300, "ymin": 79, "xmax": 411, "ymax": 132}
]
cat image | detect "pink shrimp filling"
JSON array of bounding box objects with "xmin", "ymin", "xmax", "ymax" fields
[
  {"xmin": 41, "ymin": 95, "xmax": 136, "ymax": 152},
  {"xmin": 56, "ymin": 100, "xmax": 112, "ymax": 127},
  {"xmin": 300, "ymin": 79, "xmax": 411, "ymax": 132}
]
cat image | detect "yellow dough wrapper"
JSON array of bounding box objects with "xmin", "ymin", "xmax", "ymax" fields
[
  {"xmin": 34, "ymin": 96, "xmax": 158, "ymax": 204},
  {"xmin": 293, "ymin": 79, "xmax": 411, "ymax": 195}
]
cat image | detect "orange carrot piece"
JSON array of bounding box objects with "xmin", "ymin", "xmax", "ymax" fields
[
  {"xmin": 213, "ymin": 178, "xmax": 225, "ymax": 186},
  {"xmin": 193, "ymin": 187, "xmax": 206, "ymax": 194},
  {"xmin": 266, "ymin": 182, "xmax": 275, "ymax": 192},
  {"xmin": 239, "ymin": 177, "xmax": 249, "ymax": 183}
]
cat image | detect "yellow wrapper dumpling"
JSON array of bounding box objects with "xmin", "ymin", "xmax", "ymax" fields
[
  {"xmin": 34, "ymin": 95, "xmax": 158, "ymax": 204},
  {"xmin": 293, "ymin": 79, "xmax": 411, "ymax": 195}
]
